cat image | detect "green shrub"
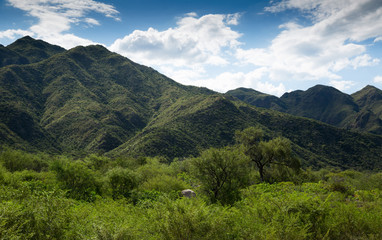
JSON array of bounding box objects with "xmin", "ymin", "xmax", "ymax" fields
[
  {"xmin": 140, "ymin": 174, "xmax": 188, "ymax": 194},
  {"xmin": 84, "ymin": 154, "xmax": 111, "ymax": 172},
  {"xmin": 150, "ymin": 198, "xmax": 233, "ymax": 240},
  {"xmin": 50, "ymin": 158, "xmax": 103, "ymax": 201},
  {"xmin": 0, "ymin": 148, "xmax": 50, "ymax": 172},
  {"xmin": 190, "ymin": 147, "xmax": 251, "ymax": 205},
  {"xmin": 0, "ymin": 190, "xmax": 80, "ymax": 240},
  {"xmin": 106, "ymin": 167, "xmax": 139, "ymax": 199}
]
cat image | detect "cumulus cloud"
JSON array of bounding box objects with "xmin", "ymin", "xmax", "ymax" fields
[
  {"xmin": 374, "ymin": 75, "xmax": 382, "ymax": 83},
  {"xmin": 329, "ymin": 80, "xmax": 355, "ymax": 91},
  {"xmin": 238, "ymin": 0, "xmax": 382, "ymax": 82},
  {"xmin": 109, "ymin": 13, "xmax": 242, "ymax": 67},
  {"xmin": 2, "ymin": 0, "xmax": 119, "ymax": 48},
  {"xmin": 175, "ymin": 67, "xmax": 286, "ymax": 96},
  {"xmin": 109, "ymin": 13, "xmax": 247, "ymax": 93},
  {"xmin": 0, "ymin": 29, "xmax": 33, "ymax": 40}
]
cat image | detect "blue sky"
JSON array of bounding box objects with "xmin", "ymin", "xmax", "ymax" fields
[{"xmin": 1, "ymin": 0, "xmax": 382, "ymax": 96}]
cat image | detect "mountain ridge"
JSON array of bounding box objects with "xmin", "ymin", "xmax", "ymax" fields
[{"xmin": 227, "ymin": 84, "xmax": 382, "ymax": 135}]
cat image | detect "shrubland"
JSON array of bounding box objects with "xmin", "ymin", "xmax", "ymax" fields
[{"xmin": 1, "ymin": 129, "xmax": 382, "ymax": 239}]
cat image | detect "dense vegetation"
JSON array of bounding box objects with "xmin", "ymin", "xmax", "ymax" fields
[{"xmin": 1, "ymin": 145, "xmax": 382, "ymax": 239}]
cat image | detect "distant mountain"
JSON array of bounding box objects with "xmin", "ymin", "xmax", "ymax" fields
[
  {"xmin": 1, "ymin": 37, "xmax": 382, "ymax": 170},
  {"xmin": 227, "ymin": 85, "xmax": 382, "ymax": 135},
  {"xmin": 226, "ymin": 88, "xmax": 286, "ymax": 111},
  {"xmin": 281, "ymin": 85, "xmax": 359, "ymax": 127}
]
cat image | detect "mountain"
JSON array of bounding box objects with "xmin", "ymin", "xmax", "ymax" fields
[
  {"xmin": 7, "ymin": 36, "xmax": 66, "ymax": 64},
  {"xmin": 1, "ymin": 40, "xmax": 213, "ymax": 154},
  {"xmin": 281, "ymin": 85, "xmax": 359, "ymax": 127},
  {"xmin": 1, "ymin": 37, "xmax": 382, "ymax": 170},
  {"xmin": 227, "ymin": 85, "xmax": 382, "ymax": 135},
  {"xmin": 226, "ymin": 87, "xmax": 286, "ymax": 111}
]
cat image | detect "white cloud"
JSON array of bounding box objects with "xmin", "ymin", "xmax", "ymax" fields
[
  {"xmin": 185, "ymin": 12, "xmax": 198, "ymax": 17},
  {"xmin": 255, "ymin": 81, "xmax": 287, "ymax": 97},
  {"xmin": 329, "ymin": 80, "xmax": 355, "ymax": 91},
  {"xmin": 351, "ymin": 54, "xmax": 380, "ymax": 69},
  {"xmin": 171, "ymin": 67, "xmax": 286, "ymax": 96},
  {"xmin": 238, "ymin": 0, "xmax": 382, "ymax": 82},
  {"xmin": 0, "ymin": 29, "xmax": 33, "ymax": 40},
  {"xmin": 3, "ymin": 0, "xmax": 119, "ymax": 48},
  {"xmin": 374, "ymin": 75, "xmax": 382, "ymax": 83},
  {"xmin": 109, "ymin": 13, "xmax": 245, "ymax": 94},
  {"xmin": 85, "ymin": 18, "xmax": 100, "ymax": 26},
  {"xmin": 109, "ymin": 13, "xmax": 242, "ymax": 68}
]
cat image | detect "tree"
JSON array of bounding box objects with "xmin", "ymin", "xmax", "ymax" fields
[
  {"xmin": 50, "ymin": 158, "xmax": 102, "ymax": 201},
  {"xmin": 190, "ymin": 147, "xmax": 251, "ymax": 205},
  {"xmin": 235, "ymin": 127, "xmax": 300, "ymax": 182},
  {"xmin": 107, "ymin": 167, "xmax": 139, "ymax": 199}
]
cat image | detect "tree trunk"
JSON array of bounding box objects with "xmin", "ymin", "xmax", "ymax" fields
[{"xmin": 257, "ymin": 163, "xmax": 265, "ymax": 182}]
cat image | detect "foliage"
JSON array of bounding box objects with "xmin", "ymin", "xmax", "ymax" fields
[
  {"xmin": 190, "ymin": 147, "xmax": 251, "ymax": 204},
  {"xmin": 235, "ymin": 127, "xmax": 300, "ymax": 182},
  {"xmin": 0, "ymin": 148, "xmax": 382, "ymax": 239},
  {"xmin": 0, "ymin": 147, "xmax": 50, "ymax": 172},
  {"xmin": 105, "ymin": 167, "xmax": 138, "ymax": 200},
  {"xmin": 50, "ymin": 158, "xmax": 103, "ymax": 201}
]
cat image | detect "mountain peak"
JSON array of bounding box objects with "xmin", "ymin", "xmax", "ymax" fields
[
  {"xmin": 7, "ymin": 36, "xmax": 65, "ymax": 63},
  {"xmin": 308, "ymin": 84, "xmax": 341, "ymax": 93},
  {"xmin": 358, "ymin": 85, "xmax": 380, "ymax": 93},
  {"xmin": 226, "ymin": 87, "xmax": 268, "ymax": 96},
  {"xmin": 352, "ymin": 84, "xmax": 382, "ymax": 108},
  {"xmin": 8, "ymin": 36, "xmax": 45, "ymax": 48},
  {"xmin": 280, "ymin": 84, "xmax": 358, "ymax": 126},
  {"xmin": 226, "ymin": 87, "xmax": 287, "ymax": 111}
]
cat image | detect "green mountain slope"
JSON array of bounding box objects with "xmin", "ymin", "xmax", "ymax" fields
[
  {"xmin": 226, "ymin": 87, "xmax": 286, "ymax": 111},
  {"xmin": 227, "ymin": 85, "xmax": 382, "ymax": 135},
  {"xmin": 281, "ymin": 85, "xmax": 359, "ymax": 127},
  {"xmin": 111, "ymin": 94, "xmax": 382, "ymax": 170},
  {"xmin": 7, "ymin": 36, "xmax": 65, "ymax": 64},
  {"xmin": 0, "ymin": 35, "xmax": 65, "ymax": 69},
  {"xmin": 0, "ymin": 44, "xmax": 29, "ymax": 67},
  {"xmin": 1, "ymin": 37, "xmax": 381, "ymax": 170},
  {"xmin": 1, "ymin": 39, "xmax": 213, "ymax": 154}
]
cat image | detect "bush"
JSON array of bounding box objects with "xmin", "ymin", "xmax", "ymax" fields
[
  {"xmin": 0, "ymin": 148, "xmax": 50, "ymax": 172},
  {"xmin": 140, "ymin": 174, "xmax": 189, "ymax": 194},
  {"xmin": 0, "ymin": 190, "xmax": 80, "ymax": 239},
  {"xmin": 190, "ymin": 147, "xmax": 251, "ymax": 205},
  {"xmin": 107, "ymin": 167, "xmax": 139, "ymax": 199},
  {"xmin": 150, "ymin": 197, "xmax": 233, "ymax": 240},
  {"xmin": 50, "ymin": 158, "xmax": 103, "ymax": 201}
]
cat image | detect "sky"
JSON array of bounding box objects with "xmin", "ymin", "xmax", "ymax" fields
[{"xmin": 1, "ymin": 0, "xmax": 382, "ymax": 96}]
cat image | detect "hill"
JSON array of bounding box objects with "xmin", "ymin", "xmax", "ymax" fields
[
  {"xmin": 227, "ymin": 85, "xmax": 382, "ymax": 135},
  {"xmin": 1, "ymin": 37, "xmax": 382, "ymax": 170},
  {"xmin": 226, "ymin": 87, "xmax": 286, "ymax": 111}
]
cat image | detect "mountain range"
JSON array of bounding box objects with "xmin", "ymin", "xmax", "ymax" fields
[
  {"xmin": 227, "ymin": 84, "xmax": 382, "ymax": 135},
  {"xmin": 1, "ymin": 36, "xmax": 381, "ymax": 170}
]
